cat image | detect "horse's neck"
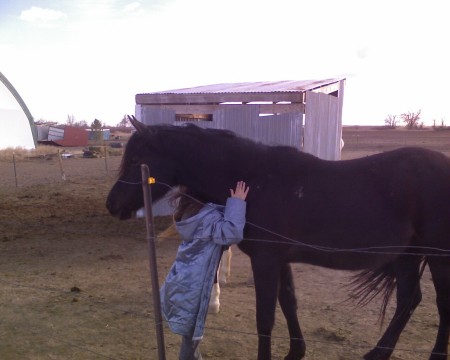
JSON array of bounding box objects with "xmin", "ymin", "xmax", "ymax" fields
[{"xmin": 172, "ymin": 139, "xmax": 243, "ymax": 202}]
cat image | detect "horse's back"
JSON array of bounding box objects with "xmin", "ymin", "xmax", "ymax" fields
[
  {"xmin": 242, "ymin": 147, "xmax": 450, "ymax": 267},
  {"xmin": 339, "ymin": 147, "xmax": 450, "ymax": 247}
]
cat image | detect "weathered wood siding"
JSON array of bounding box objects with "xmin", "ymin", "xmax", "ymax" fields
[
  {"xmin": 137, "ymin": 105, "xmax": 303, "ymax": 149},
  {"xmin": 304, "ymin": 91, "xmax": 342, "ymax": 160},
  {"xmin": 135, "ymin": 78, "xmax": 345, "ymax": 215},
  {"xmin": 137, "ymin": 105, "xmax": 303, "ymax": 216}
]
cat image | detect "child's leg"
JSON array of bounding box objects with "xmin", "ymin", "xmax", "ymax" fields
[{"xmin": 179, "ymin": 336, "xmax": 202, "ymax": 360}]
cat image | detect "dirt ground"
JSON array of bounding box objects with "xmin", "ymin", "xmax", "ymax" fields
[{"xmin": 1, "ymin": 127, "xmax": 449, "ymax": 360}]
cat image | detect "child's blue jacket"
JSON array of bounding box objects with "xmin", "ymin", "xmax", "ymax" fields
[{"xmin": 160, "ymin": 197, "xmax": 246, "ymax": 339}]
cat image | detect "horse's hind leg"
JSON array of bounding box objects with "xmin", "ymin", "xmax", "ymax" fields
[
  {"xmin": 428, "ymin": 257, "xmax": 450, "ymax": 360},
  {"xmin": 251, "ymin": 256, "xmax": 281, "ymax": 360},
  {"xmin": 278, "ymin": 263, "xmax": 305, "ymax": 360},
  {"xmin": 365, "ymin": 257, "xmax": 422, "ymax": 360}
]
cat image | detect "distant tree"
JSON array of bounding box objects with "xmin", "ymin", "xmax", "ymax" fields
[
  {"xmin": 433, "ymin": 118, "xmax": 447, "ymax": 130},
  {"xmin": 116, "ymin": 115, "xmax": 130, "ymax": 128},
  {"xmin": 401, "ymin": 110, "xmax": 422, "ymax": 129},
  {"xmin": 384, "ymin": 115, "xmax": 398, "ymax": 128},
  {"xmin": 90, "ymin": 119, "xmax": 103, "ymax": 141},
  {"xmin": 66, "ymin": 115, "xmax": 88, "ymax": 127},
  {"xmin": 67, "ymin": 114, "xmax": 76, "ymax": 125},
  {"xmin": 91, "ymin": 118, "xmax": 103, "ymax": 129},
  {"xmin": 73, "ymin": 120, "xmax": 88, "ymax": 127},
  {"xmin": 35, "ymin": 118, "xmax": 56, "ymax": 125}
]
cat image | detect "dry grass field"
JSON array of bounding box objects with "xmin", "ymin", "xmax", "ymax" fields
[{"xmin": 0, "ymin": 127, "xmax": 449, "ymax": 360}]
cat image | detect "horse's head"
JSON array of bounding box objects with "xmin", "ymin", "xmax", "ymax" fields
[{"xmin": 106, "ymin": 116, "xmax": 177, "ymax": 219}]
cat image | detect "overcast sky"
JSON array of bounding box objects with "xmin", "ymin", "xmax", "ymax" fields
[{"xmin": 1, "ymin": 0, "xmax": 449, "ymax": 126}]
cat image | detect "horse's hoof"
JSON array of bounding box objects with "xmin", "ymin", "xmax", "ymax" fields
[
  {"xmin": 284, "ymin": 351, "xmax": 305, "ymax": 360},
  {"xmin": 284, "ymin": 342, "xmax": 306, "ymax": 360},
  {"xmin": 363, "ymin": 348, "xmax": 391, "ymax": 360}
]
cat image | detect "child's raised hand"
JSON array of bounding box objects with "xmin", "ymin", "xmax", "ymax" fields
[{"xmin": 230, "ymin": 181, "xmax": 250, "ymax": 200}]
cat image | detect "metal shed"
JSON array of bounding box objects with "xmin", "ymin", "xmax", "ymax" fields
[
  {"xmin": 135, "ymin": 78, "xmax": 345, "ymax": 161},
  {"xmin": 37, "ymin": 125, "xmax": 88, "ymax": 147},
  {"xmin": 135, "ymin": 78, "xmax": 345, "ymax": 216}
]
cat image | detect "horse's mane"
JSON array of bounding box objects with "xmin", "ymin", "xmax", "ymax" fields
[
  {"xmin": 137, "ymin": 123, "xmax": 301, "ymax": 153},
  {"xmin": 182, "ymin": 123, "xmax": 238, "ymax": 138},
  {"xmin": 168, "ymin": 123, "xmax": 303, "ymax": 154},
  {"xmin": 120, "ymin": 122, "xmax": 315, "ymax": 176},
  {"xmin": 154, "ymin": 123, "xmax": 251, "ymax": 144}
]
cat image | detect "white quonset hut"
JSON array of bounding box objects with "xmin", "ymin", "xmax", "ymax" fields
[
  {"xmin": 0, "ymin": 72, "xmax": 37, "ymax": 149},
  {"xmin": 135, "ymin": 78, "xmax": 345, "ymax": 161},
  {"xmin": 134, "ymin": 78, "xmax": 345, "ymax": 216}
]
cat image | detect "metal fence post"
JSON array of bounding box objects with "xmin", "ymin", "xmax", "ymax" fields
[
  {"xmin": 12, "ymin": 152, "xmax": 18, "ymax": 187},
  {"xmin": 57, "ymin": 150, "xmax": 66, "ymax": 181},
  {"xmin": 140, "ymin": 164, "xmax": 166, "ymax": 360}
]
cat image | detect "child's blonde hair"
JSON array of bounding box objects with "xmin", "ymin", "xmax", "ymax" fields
[{"xmin": 171, "ymin": 186, "xmax": 205, "ymax": 222}]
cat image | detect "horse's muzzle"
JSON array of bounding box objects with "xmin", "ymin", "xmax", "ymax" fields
[{"xmin": 105, "ymin": 198, "xmax": 133, "ymax": 220}]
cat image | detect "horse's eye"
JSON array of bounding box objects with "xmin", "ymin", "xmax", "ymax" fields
[{"xmin": 130, "ymin": 157, "xmax": 140, "ymax": 166}]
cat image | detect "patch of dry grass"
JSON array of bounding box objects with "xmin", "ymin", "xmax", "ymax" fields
[
  {"xmin": 0, "ymin": 145, "xmax": 123, "ymax": 162},
  {"xmin": 0, "ymin": 145, "xmax": 60, "ymax": 162},
  {"xmin": 0, "ymin": 178, "xmax": 173, "ymax": 242}
]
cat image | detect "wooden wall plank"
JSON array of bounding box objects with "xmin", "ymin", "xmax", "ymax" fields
[{"xmin": 304, "ymin": 92, "xmax": 341, "ymax": 160}]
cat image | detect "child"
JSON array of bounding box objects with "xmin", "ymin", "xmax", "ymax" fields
[{"xmin": 160, "ymin": 181, "xmax": 249, "ymax": 360}]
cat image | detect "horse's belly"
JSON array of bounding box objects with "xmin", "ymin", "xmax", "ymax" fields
[
  {"xmin": 292, "ymin": 249, "xmax": 396, "ymax": 271},
  {"xmin": 285, "ymin": 227, "xmax": 412, "ymax": 270}
]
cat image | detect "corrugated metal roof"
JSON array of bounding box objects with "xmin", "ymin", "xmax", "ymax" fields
[{"xmin": 143, "ymin": 78, "xmax": 345, "ymax": 95}]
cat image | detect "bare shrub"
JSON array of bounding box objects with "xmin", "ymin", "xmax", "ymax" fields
[
  {"xmin": 384, "ymin": 115, "xmax": 398, "ymax": 128},
  {"xmin": 401, "ymin": 110, "xmax": 423, "ymax": 129}
]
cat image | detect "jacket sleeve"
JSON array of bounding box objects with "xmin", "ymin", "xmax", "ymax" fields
[{"xmin": 208, "ymin": 197, "xmax": 247, "ymax": 245}]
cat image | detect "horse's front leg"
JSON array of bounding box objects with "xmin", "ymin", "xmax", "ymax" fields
[
  {"xmin": 278, "ymin": 263, "xmax": 305, "ymax": 360},
  {"xmin": 208, "ymin": 280, "xmax": 220, "ymax": 314},
  {"xmin": 252, "ymin": 256, "xmax": 281, "ymax": 360},
  {"xmin": 218, "ymin": 248, "xmax": 231, "ymax": 284}
]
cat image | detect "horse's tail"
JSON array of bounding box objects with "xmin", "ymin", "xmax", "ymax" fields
[{"xmin": 348, "ymin": 260, "xmax": 427, "ymax": 324}]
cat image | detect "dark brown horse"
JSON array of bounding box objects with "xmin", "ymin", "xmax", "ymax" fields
[{"xmin": 106, "ymin": 116, "xmax": 450, "ymax": 360}]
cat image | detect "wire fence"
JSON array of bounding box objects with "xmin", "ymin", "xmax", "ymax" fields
[
  {"xmin": 0, "ymin": 148, "xmax": 122, "ymax": 188},
  {"xmin": 0, "ymin": 274, "xmax": 445, "ymax": 360},
  {"xmin": 0, "ymin": 165, "xmax": 450, "ymax": 359}
]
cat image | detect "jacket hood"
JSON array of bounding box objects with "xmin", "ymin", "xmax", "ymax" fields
[{"xmin": 175, "ymin": 203, "xmax": 224, "ymax": 242}]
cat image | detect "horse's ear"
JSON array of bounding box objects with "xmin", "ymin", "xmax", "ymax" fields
[{"xmin": 127, "ymin": 115, "xmax": 147, "ymax": 134}]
